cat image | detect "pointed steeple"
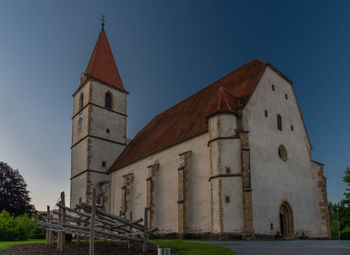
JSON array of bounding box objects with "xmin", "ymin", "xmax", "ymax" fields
[{"xmin": 84, "ymin": 28, "xmax": 126, "ymax": 92}]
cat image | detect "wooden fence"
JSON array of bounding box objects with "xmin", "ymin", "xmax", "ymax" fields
[{"xmin": 37, "ymin": 188, "xmax": 157, "ymax": 254}]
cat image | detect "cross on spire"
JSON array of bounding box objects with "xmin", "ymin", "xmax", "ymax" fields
[{"xmin": 101, "ymin": 14, "xmax": 105, "ymax": 29}]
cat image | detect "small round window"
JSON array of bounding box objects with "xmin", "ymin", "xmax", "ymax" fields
[{"xmin": 278, "ymin": 145, "xmax": 287, "ymax": 161}]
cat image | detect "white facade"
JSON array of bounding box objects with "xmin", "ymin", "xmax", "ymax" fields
[
  {"xmin": 71, "ymin": 63, "xmax": 330, "ymax": 239},
  {"xmin": 244, "ymin": 66, "xmax": 328, "ymax": 237}
]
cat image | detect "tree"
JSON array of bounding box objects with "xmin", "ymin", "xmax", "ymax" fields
[
  {"xmin": 0, "ymin": 161, "xmax": 34, "ymax": 216},
  {"xmin": 342, "ymin": 167, "xmax": 350, "ymax": 228},
  {"xmin": 343, "ymin": 167, "xmax": 350, "ymax": 204}
]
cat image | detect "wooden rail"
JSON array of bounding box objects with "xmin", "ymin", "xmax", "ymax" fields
[{"xmin": 36, "ymin": 189, "xmax": 157, "ymax": 254}]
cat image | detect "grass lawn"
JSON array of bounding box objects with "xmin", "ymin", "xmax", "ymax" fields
[
  {"xmin": 154, "ymin": 239, "xmax": 234, "ymax": 255},
  {"xmin": 0, "ymin": 239, "xmax": 46, "ymax": 252},
  {"xmin": 0, "ymin": 239, "xmax": 234, "ymax": 255}
]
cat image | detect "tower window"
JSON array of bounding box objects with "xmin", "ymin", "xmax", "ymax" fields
[
  {"xmin": 265, "ymin": 110, "xmax": 268, "ymax": 117},
  {"xmin": 285, "ymin": 94, "xmax": 288, "ymax": 100},
  {"xmin": 291, "ymin": 125, "xmax": 294, "ymax": 131},
  {"xmin": 272, "ymin": 84, "xmax": 275, "ymax": 91},
  {"xmin": 225, "ymin": 195, "xmax": 230, "ymax": 203},
  {"xmin": 105, "ymin": 92, "xmax": 112, "ymax": 109},
  {"xmin": 79, "ymin": 93, "xmax": 84, "ymax": 111},
  {"xmin": 102, "ymin": 161, "xmax": 106, "ymax": 167},
  {"xmin": 277, "ymin": 114, "xmax": 282, "ymax": 131},
  {"xmin": 106, "ymin": 128, "xmax": 110, "ymax": 133}
]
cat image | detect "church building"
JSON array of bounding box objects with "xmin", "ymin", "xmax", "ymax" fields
[{"xmin": 70, "ymin": 27, "xmax": 330, "ymax": 239}]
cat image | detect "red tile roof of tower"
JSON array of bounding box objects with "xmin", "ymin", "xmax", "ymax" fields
[{"xmin": 85, "ymin": 28, "xmax": 126, "ymax": 92}]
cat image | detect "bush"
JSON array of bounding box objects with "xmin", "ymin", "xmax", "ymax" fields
[
  {"xmin": 340, "ymin": 226, "xmax": 350, "ymax": 240},
  {"xmin": 330, "ymin": 219, "xmax": 340, "ymax": 239},
  {"xmin": 0, "ymin": 210, "xmax": 45, "ymax": 241}
]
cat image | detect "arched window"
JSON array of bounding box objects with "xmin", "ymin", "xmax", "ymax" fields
[
  {"xmin": 79, "ymin": 93, "xmax": 84, "ymax": 111},
  {"xmin": 105, "ymin": 92, "xmax": 112, "ymax": 109}
]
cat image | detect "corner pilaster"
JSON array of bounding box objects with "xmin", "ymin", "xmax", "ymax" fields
[
  {"xmin": 316, "ymin": 164, "xmax": 331, "ymax": 238},
  {"xmin": 120, "ymin": 173, "xmax": 133, "ymax": 217},
  {"xmin": 238, "ymin": 129, "xmax": 254, "ymax": 235},
  {"xmin": 146, "ymin": 162, "xmax": 159, "ymax": 228},
  {"xmin": 177, "ymin": 151, "xmax": 191, "ymax": 237}
]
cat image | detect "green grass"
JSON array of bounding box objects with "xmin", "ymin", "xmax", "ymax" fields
[
  {"xmin": 154, "ymin": 240, "xmax": 234, "ymax": 255},
  {"xmin": 0, "ymin": 239, "xmax": 235, "ymax": 254},
  {"xmin": 0, "ymin": 239, "xmax": 46, "ymax": 252}
]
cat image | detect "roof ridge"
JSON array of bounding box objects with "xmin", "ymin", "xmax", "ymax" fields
[
  {"xmin": 149, "ymin": 58, "xmax": 264, "ymax": 120},
  {"xmin": 110, "ymin": 58, "xmax": 268, "ymax": 171}
]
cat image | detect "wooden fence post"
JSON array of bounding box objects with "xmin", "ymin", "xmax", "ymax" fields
[
  {"xmin": 143, "ymin": 207, "xmax": 149, "ymax": 253},
  {"xmin": 57, "ymin": 198, "xmax": 62, "ymax": 251},
  {"xmin": 89, "ymin": 188, "xmax": 96, "ymax": 255},
  {"xmin": 128, "ymin": 211, "xmax": 133, "ymax": 249},
  {"xmin": 59, "ymin": 192, "xmax": 66, "ymax": 253},
  {"xmin": 46, "ymin": 205, "xmax": 52, "ymax": 247}
]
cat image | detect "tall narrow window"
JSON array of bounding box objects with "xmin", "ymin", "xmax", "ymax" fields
[
  {"xmin": 277, "ymin": 114, "xmax": 282, "ymax": 131},
  {"xmin": 79, "ymin": 93, "xmax": 84, "ymax": 111},
  {"xmin": 105, "ymin": 92, "xmax": 112, "ymax": 109}
]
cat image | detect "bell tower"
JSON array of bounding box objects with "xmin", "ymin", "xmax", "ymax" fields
[{"xmin": 70, "ymin": 27, "xmax": 128, "ymax": 211}]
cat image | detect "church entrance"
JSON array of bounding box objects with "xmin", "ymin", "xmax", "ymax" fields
[{"xmin": 279, "ymin": 201, "xmax": 294, "ymax": 238}]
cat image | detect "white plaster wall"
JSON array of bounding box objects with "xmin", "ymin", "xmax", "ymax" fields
[
  {"xmin": 73, "ymin": 82, "xmax": 91, "ymax": 116},
  {"xmin": 89, "ymin": 171, "xmax": 111, "ymax": 188},
  {"xmin": 111, "ymin": 133, "xmax": 211, "ymax": 233},
  {"xmin": 210, "ymin": 179, "xmax": 221, "ymax": 233},
  {"xmin": 208, "ymin": 115, "xmax": 241, "ymax": 175},
  {"xmin": 89, "ymin": 105, "xmax": 126, "ymax": 143},
  {"xmin": 222, "ymin": 177, "xmax": 243, "ymax": 232},
  {"xmin": 72, "ymin": 109, "xmax": 89, "ymax": 146},
  {"xmin": 208, "ymin": 114, "xmax": 236, "ymax": 140},
  {"xmin": 71, "ymin": 139, "xmax": 88, "ymax": 177},
  {"xmin": 88, "ymin": 138, "xmax": 126, "ymax": 171},
  {"xmin": 245, "ymin": 66, "xmax": 325, "ymax": 237},
  {"xmin": 90, "ymin": 80, "xmax": 127, "ymax": 114},
  {"xmin": 70, "ymin": 174, "xmax": 87, "ymax": 208}
]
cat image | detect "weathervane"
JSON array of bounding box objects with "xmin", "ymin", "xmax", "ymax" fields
[{"xmin": 101, "ymin": 14, "xmax": 105, "ymax": 29}]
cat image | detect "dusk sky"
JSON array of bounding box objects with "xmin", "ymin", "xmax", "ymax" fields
[{"xmin": 0, "ymin": 0, "xmax": 349, "ymax": 211}]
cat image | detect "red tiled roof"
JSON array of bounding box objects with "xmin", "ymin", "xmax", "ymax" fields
[
  {"xmin": 212, "ymin": 87, "xmax": 239, "ymax": 112},
  {"xmin": 85, "ymin": 29, "xmax": 126, "ymax": 92},
  {"xmin": 110, "ymin": 58, "xmax": 268, "ymax": 170}
]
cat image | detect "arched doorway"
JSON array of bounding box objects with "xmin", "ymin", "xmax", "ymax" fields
[{"xmin": 279, "ymin": 201, "xmax": 294, "ymax": 238}]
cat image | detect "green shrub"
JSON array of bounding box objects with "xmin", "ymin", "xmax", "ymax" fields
[
  {"xmin": 0, "ymin": 210, "xmax": 45, "ymax": 241},
  {"xmin": 330, "ymin": 219, "xmax": 340, "ymax": 239},
  {"xmin": 340, "ymin": 226, "xmax": 350, "ymax": 240}
]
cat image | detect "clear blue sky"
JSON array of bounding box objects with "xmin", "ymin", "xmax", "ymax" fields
[{"xmin": 0, "ymin": 0, "xmax": 349, "ymax": 210}]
